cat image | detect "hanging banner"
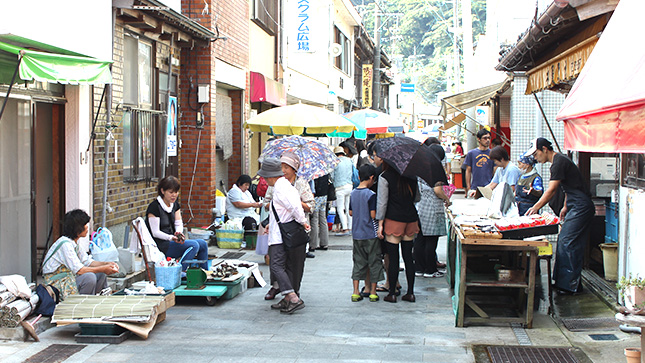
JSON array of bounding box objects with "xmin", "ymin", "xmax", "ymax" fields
[
  {"xmin": 293, "ymin": 0, "xmax": 313, "ymax": 52},
  {"xmin": 362, "ymin": 64, "xmax": 373, "ymax": 108},
  {"xmin": 167, "ymin": 96, "xmax": 178, "ymax": 157}
]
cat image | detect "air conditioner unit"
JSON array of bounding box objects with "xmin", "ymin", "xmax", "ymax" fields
[{"xmin": 329, "ymin": 43, "xmax": 343, "ymax": 57}]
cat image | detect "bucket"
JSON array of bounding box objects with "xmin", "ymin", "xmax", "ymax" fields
[
  {"xmin": 154, "ymin": 247, "xmax": 192, "ymax": 290},
  {"xmin": 599, "ymin": 243, "xmax": 618, "ymax": 281},
  {"xmin": 624, "ymin": 348, "xmax": 641, "ymax": 363}
]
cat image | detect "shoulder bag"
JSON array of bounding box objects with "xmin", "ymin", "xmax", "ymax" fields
[
  {"xmin": 42, "ymin": 240, "xmax": 79, "ymax": 299},
  {"xmin": 271, "ymin": 203, "xmax": 309, "ymax": 249}
]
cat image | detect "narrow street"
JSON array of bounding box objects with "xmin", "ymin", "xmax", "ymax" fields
[{"xmin": 1, "ymin": 207, "xmax": 638, "ymax": 362}]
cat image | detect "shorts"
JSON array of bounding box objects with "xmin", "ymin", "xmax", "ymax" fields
[{"xmin": 383, "ymin": 218, "xmax": 419, "ymax": 240}]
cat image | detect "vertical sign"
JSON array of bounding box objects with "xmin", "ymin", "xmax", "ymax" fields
[
  {"xmin": 362, "ymin": 64, "xmax": 373, "ymax": 109},
  {"xmin": 295, "ymin": 0, "xmax": 312, "ymax": 52},
  {"xmin": 167, "ymin": 96, "xmax": 178, "ymax": 157}
]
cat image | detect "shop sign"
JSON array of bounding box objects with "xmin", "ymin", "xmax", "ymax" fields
[
  {"xmin": 294, "ymin": 0, "xmax": 313, "ymax": 52},
  {"xmin": 526, "ymin": 36, "xmax": 598, "ymax": 94},
  {"xmin": 362, "ymin": 64, "xmax": 372, "ymax": 108}
]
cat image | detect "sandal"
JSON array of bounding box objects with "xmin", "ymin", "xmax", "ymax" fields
[
  {"xmin": 369, "ymin": 294, "xmax": 379, "ymax": 302},
  {"xmin": 351, "ymin": 294, "xmax": 363, "ymax": 302},
  {"xmin": 376, "ymin": 285, "xmax": 388, "ymax": 292},
  {"xmin": 359, "ymin": 287, "xmax": 370, "ymax": 298}
]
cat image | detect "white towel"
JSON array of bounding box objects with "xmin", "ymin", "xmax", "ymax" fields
[
  {"xmin": 129, "ymin": 218, "xmax": 165, "ymax": 263},
  {"xmin": 0, "ymin": 275, "xmax": 31, "ymax": 299}
]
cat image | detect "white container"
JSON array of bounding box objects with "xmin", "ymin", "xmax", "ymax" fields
[{"xmin": 215, "ymin": 196, "xmax": 226, "ymax": 216}]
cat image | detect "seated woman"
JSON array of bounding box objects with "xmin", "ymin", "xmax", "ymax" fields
[
  {"xmin": 146, "ymin": 176, "xmax": 208, "ymax": 270},
  {"xmin": 42, "ymin": 209, "xmax": 119, "ymax": 297},
  {"xmin": 226, "ymin": 174, "xmax": 262, "ymax": 230}
]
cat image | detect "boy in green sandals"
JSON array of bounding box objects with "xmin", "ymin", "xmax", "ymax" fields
[{"xmin": 349, "ymin": 164, "xmax": 383, "ymax": 302}]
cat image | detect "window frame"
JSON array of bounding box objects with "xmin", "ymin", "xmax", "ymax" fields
[
  {"xmin": 334, "ymin": 26, "xmax": 351, "ymax": 75},
  {"xmin": 251, "ymin": 0, "xmax": 278, "ymax": 35},
  {"xmin": 122, "ymin": 32, "xmax": 161, "ymax": 182}
]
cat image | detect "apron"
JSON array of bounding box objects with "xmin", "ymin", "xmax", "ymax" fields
[{"xmin": 553, "ymin": 186, "xmax": 595, "ymax": 292}]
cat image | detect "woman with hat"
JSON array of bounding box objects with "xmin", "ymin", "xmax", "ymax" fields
[
  {"xmin": 515, "ymin": 152, "xmax": 544, "ymax": 216},
  {"xmin": 258, "ymin": 158, "xmax": 310, "ymax": 314},
  {"xmin": 263, "ymin": 151, "xmax": 315, "ymax": 300},
  {"xmin": 331, "ymin": 145, "xmax": 354, "ymax": 236}
]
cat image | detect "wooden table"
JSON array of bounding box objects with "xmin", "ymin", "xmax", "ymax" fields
[
  {"xmin": 448, "ymin": 213, "xmax": 548, "ymax": 328},
  {"xmin": 616, "ymin": 313, "xmax": 645, "ymax": 362}
]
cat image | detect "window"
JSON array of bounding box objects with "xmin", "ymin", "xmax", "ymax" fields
[
  {"xmin": 123, "ymin": 33, "xmax": 161, "ymax": 181},
  {"xmin": 124, "ymin": 35, "xmax": 153, "ymax": 107},
  {"xmin": 252, "ymin": 0, "xmax": 278, "ymax": 35},
  {"xmin": 334, "ymin": 26, "xmax": 351, "ymax": 75},
  {"xmin": 623, "ymin": 154, "xmax": 645, "ymax": 189}
]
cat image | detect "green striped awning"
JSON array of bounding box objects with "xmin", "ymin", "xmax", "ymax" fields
[{"xmin": 0, "ymin": 34, "xmax": 112, "ymax": 85}]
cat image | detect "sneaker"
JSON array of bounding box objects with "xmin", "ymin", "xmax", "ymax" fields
[
  {"xmin": 98, "ymin": 287, "xmax": 112, "ymax": 296},
  {"xmin": 424, "ymin": 271, "xmax": 445, "ymax": 278},
  {"xmin": 415, "ymin": 272, "xmax": 423, "ymax": 277}
]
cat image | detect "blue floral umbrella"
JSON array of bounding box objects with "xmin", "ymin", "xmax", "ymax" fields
[{"xmin": 259, "ymin": 136, "xmax": 339, "ymax": 181}]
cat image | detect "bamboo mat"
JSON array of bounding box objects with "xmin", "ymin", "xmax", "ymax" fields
[{"xmin": 52, "ymin": 295, "xmax": 164, "ymax": 324}]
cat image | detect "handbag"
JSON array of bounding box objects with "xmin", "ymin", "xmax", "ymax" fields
[{"xmin": 271, "ymin": 203, "xmax": 309, "ymax": 249}]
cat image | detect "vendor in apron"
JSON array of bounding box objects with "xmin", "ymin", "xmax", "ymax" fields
[{"xmin": 526, "ymin": 138, "xmax": 594, "ymax": 294}]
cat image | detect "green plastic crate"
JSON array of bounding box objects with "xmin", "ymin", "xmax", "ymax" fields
[
  {"xmin": 79, "ymin": 324, "xmax": 126, "ymax": 336},
  {"xmin": 206, "ymin": 275, "xmax": 245, "ymax": 300},
  {"xmin": 244, "ymin": 234, "xmax": 257, "ymax": 249}
]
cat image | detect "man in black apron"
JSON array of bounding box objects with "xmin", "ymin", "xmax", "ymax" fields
[{"xmin": 525, "ymin": 138, "xmax": 594, "ymax": 294}]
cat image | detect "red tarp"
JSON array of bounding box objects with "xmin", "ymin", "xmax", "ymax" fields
[{"xmin": 556, "ymin": 0, "xmax": 645, "ymax": 152}]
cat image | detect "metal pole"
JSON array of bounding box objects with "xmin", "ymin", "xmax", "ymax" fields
[
  {"xmin": 102, "ymin": 8, "xmax": 116, "ymax": 228},
  {"xmin": 533, "ymin": 93, "xmax": 563, "ymax": 153},
  {"xmin": 453, "ymin": 0, "xmax": 460, "ymax": 93},
  {"xmin": 372, "ymin": 10, "xmax": 381, "ymax": 110}
]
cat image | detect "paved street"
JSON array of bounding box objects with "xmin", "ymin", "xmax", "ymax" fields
[{"xmin": 0, "ymin": 231, "xmax": 639, "ymax": 362}]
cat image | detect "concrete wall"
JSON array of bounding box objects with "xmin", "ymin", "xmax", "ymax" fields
[
  {"xmin": 618, "ymin": 186, "xmax": 645, "ymax": 281},
  {"xmin": 249, "ymin": 23, "xmax": 276, "ymax": 77}
]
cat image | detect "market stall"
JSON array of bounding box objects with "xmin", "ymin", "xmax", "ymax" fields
[{"xmin": 446, "ymin": 197, "xmax": 559, "ymax": 328}]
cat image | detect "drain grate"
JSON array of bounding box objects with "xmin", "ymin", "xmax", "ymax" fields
[
  {"xmin": 488, "ymin": 346, "xmax": 579, "ymax": 363},
  {"xmin": 25, "ymin": 344, "xmax": 86, "ymax": 363},
  {"xmin": 511, "ymin": 323, "xmax": 532, "ymax": 346},
  {"xmin": 218, "ymin": 252, "xmax": 246, "ymax": 259},
  {"xmin": 327, "ymin": 245, "xmax": 352, "ymax": 250},
  {"xmin": 589, "ymin": 333, "xmax": 618, "ymax": 341},
  {"xmin": 561, "ymin": 317, "xmax": 617, "ymax": 332}
]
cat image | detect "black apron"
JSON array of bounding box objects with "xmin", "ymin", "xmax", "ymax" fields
[{"xmin": 553, "ymin": 185, "xmax": 595, "ymax": 292}]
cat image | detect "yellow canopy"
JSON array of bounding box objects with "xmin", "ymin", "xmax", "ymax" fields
[{"xmin": 244, "ymin": 103, "xmax": 356, "ymax": 136}]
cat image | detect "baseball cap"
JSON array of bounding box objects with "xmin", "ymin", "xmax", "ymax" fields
[{"xmin": 526, "ymin": 137, "xmax": 552, "ymax": 155}]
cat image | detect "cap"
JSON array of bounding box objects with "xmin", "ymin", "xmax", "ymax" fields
[
  {"xmin": 519, "ymin": 152, "xmax": 537, "ymax": 166},
  {"xmin": 280, "ymin": 151, "xmax": 300, "ymax": 172},
  {"xmin": 333, "ymin": 146, "xmax": 345, "ymax": 155},
  {"xmin": 526, "ymin": 137, "xmax": 552, "ymax": 155},
  {"xmin": 257, "ymin": 158, "xmax": 284, "ymax": 178}
]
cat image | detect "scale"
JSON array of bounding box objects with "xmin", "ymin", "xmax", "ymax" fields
[{"xmin": 173, "ymin": 259, "xmax": 226, "ymax": 305}]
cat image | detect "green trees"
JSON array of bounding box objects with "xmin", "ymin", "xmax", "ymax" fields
[{"xmin": 352, "ymin": 0, "xmax": 486, "ymax": 102}]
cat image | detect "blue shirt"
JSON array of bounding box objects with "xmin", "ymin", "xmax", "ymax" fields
[
  {"xmin": 332, "ymin": 156, "xmax": 353, "ymax": 188},
  {"xmin": 463, "ymin": 148, "xmax": 494, "ymax": 190},
  {"xmin": 349, "ymin": 188, "xmax": 378, "ymax": 240},
  {"xmin": 491, "ymin": 161, "xmax": 522, "ymax": 187}
]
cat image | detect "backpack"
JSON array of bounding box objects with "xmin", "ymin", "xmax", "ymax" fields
[{"xmin": 352, "ymin": 165, "xmax": 360, "ymax": 188}]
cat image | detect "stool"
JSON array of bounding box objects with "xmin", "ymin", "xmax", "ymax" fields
[{"xmin": 538, "ymin": 243, "xmax": 554, "ymax": 315}]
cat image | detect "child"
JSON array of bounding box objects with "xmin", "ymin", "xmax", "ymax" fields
[{"xmin": 349, "ymin": 164, "xmax": 382, "ymax": 302}]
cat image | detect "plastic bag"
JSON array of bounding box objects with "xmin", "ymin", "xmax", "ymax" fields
[{"xmin": 90, "ymin": 227, "xmax": 119, "ymax": 262}]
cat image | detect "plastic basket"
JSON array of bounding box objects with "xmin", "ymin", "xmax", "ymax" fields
[
  {"xmin": 155, "ymin": 247, "xmax": 192, "ymax": 290},
  {"xmin": 216, "ymin": 229, "xmax": 244, "ymax": 249},
  {"xmin": 155, "ymin": 264, "xmax": 181, "ymax": 290}
]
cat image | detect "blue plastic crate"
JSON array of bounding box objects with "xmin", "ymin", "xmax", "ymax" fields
[{"xmin": 605, "ymin": 202, "xmax": 618, "ymax": 243}]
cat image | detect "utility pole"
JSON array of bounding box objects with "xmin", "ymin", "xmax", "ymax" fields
[
  {"xmin": 452, "ymin": 0, "xmax": 460, "ymax": 93},
  {"xmin": 372, "ymin": 9, "xmax": 381, "ymax": 111}
]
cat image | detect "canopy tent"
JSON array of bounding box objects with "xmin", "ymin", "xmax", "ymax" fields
[
  {"xmin": 0, "ymin": 34, "xmax": 112, "ymax": 85},
  {"xmin": 439, "ymin": 77, "xmax": 512, "ymax": 122},
  {"xmin": 556, "ymin": 0, "xmax": 645, "ymax": 153}
]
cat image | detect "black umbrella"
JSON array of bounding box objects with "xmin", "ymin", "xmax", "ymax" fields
[{"xmin": 374, "ymin": 136, "xmax": 448, "ymax": 186}]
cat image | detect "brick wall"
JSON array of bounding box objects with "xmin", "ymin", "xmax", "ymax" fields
[
  {"xmin": 179, "ymin": 0, "xmax": 250, "ymax": 226},
  {"xmin": 92, "ymin": 20, "xmax": 183, "ymax": 229}
]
